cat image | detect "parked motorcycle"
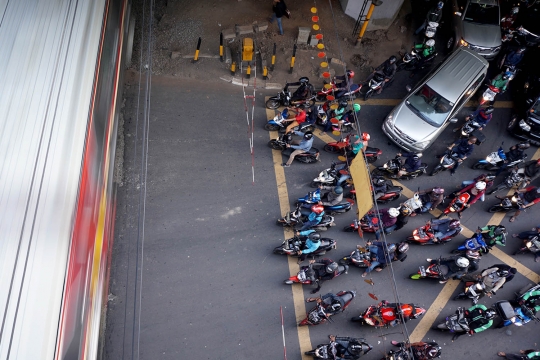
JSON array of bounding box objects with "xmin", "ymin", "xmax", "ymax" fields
[
  {"xmin": 299, "ymin": 290, "xmax": 356, "ymax": 326},
  {"xmin": 406, "ymin": 221, "xmax": 461, "ymax": 245},
  {"xmin": 276, "ymin": 203, "xmax": 336, "ymax": 231},
  {"xmin": 437, "ymin": 193, "xmax": 470, "ymax": 219},
  {"xmin": 430, "ymin": 151, "xmax": 461, "ymax": 176},
  {"xmin": 362, "ymin": 72, "xmax": 393, "ymax": 101},
  {"xmin": 272, "ymin": 236, "xmax": 337, "ymax": 257},
  {"xmin": 371, "ymin": 155, "xmax": 428, "ymax": 180},
  {"xmin": 266, "ymin": 84, "xmax": 316, "ymax": 109},
  {"xmin": 304, "ymin": 337, "xmax": 373, "ymax": 359},
  {"xmin": 264, "ymin": 108, "xmax": 316, "ymax": 132},
  {"xmin": 351, "ymin": 300, "xmax": 426, "ymax": 327},
  {"xmin": 296, "ymin": 188, "xmax": 353, "ymax": 215},
  {"xmin": 487, "ymin": 169, "xmax": 528, "ymax": 195},
  {"xmin": 284, "ymin": 262, "xmax": 348, "ymax": 285},
  {"xmin": 513, "ymin": 235, "xmax": 540, "ymax": 260},
  {"xmin": 315, "ymin": 80, "xmax": 362, "ymax": 102},
  {"xmin": 487, "ymin": 193, "xmax": 524, "ymax": 213},
  {"xmin": 472, "ymin": 145, "xmax": 527, "ymax": 171}
]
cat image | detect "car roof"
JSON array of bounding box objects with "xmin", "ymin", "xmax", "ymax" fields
[
  {"xmin": 425, "ymin": 47, "xmax": 488, "ymax": 102},
  {"xmin": 469, "ymin": 0, "xmax": 498, "ymax": 6}
]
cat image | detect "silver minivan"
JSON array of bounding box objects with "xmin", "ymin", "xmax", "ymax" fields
[{"xmin": 382, "ymin": 47, "xmax": 488, "ymax": 152}]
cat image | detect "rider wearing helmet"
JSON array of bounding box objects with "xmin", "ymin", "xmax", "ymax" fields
[
  {"xmin": 505, "ymin": 141, "xmax": 530, "ymax": 163},
  {"xmin": 499, "ymin": 185, "xmax": 540, "ymax": 222},
  {"xmin": 517, "ymin": 159, "xmax": 540, "ymax": 184},
  {"xmin": 307, "ymin": 258, "xmax": 340, "ymax": 293},
  {"xmin": 298, "ymin": 204, "xmax": 325, "ymax": 231},
  {"xmin": 427, "ymin": 255, "xmax": 470, "ymax": 283},
  {"xmin": 327, "ymin": 335, "xmax": 372, "ymax": 359},
  {"xmin": 465, "ymin": 304, "xmax": 495, "ymax": 334},
  {"xmin": 453, "ymin": 180, "xmax": 488, "ymax": 218},
  {"xmin": 373, "ymin": 176, "xmax": 389, "ymax": 200},
  {"xmin": 478, "ymin": 225, "xmax": 507, "ymax": 248},
  {"xmin": 415, "ymin": 0, "xmax": 443, "ymax": 35},
  {"xmin": 446, "ymin": 136, "xmax": 477, "ymax": 175},
  {"xmin": 465, "ymin": 250, "xmax": 482, "ymax": 273},
  {"xmin": 318, "ymin": 185, "xmax": 344, "ymax": 206},
  {"xmin": 512, "ymin": 226, "xmax": 540, "ymax": 262},
  {"xmin": 333, "ymin": 70, "xmax": 355, "ymax": 98},
  {"xmin": 306, "ymin": 292, "xmax": 347, "ymax": 315},
  {"xmin": 369, "ymin": 56, "xmax": 397, "ymax": 93},
  {"xmin": 385, "ymin": 205, "xmax": 413, "ymax": 233},
  {"xmin": 416, "ymin": 187, "xmax": 445, "ymax": 214},
  {"xmin": 282, "ymin": 130, "xmax": 314, "ymax": 167},
  {"xmin": 390, "ymin": 340, "xmax": 442, "ymax": 359},
  {"xmin": 414, "ymin": 39, "xmax": 436, "ymax": 58},
  {"xmin": 504, "ymin": 47, "xmax": 526, "ymax": 68},
  {"xmin": 363, "ymin": 239, "xmax": 398, "ymax": 277},
  {"xmin": 491, "ymin": 71, "xmax": 513, "ymax": 92},
  {"xmin": 376, "ymin": 241, "xmax": 410, "ymax": 270},
  {"xmin": 429, "ymin": 218, "xmax": 462, "ymax": 243},
  {"xmin": 397, "ymin": 151, "xmax": 423, "ymax": 177},
  {"xmin": 287, "ymin": 76, "xmax": 314, "ymax": 101},
  {"xmin": 470, "ymin": 265, "xmax": 518, "ymax": 297},
  {"xmin": 465, "ymin": 105, "xmax": 494, "ymax": 130},
  {"xmin": 322, "ymin": 100, "xmax": 349, "ymax": 133},
  {"xmin": 295, "ymin": 230, "xmax": 322, "ymax": 263}
]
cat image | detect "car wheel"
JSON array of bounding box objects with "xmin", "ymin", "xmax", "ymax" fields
[
  {"xmin": 445, "ymin": 35, "xmax": 455, "ymax": 54},
  {"xmin": 507, "ymin": 116, "xmax": 517, "ymax": 131}
]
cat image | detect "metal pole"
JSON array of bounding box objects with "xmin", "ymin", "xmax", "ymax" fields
[{"xmin": 355, "ymin": 0, "xmax": 383, "ymax": 46}]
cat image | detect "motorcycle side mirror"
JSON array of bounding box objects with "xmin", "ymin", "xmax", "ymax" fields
[
  {"xmin": 405, "ymin": 85, "xmax": 412, "ymax": 92},
  {"xmin": 449, "ymin": 118, "xmax": 458, "ymax": 123}
]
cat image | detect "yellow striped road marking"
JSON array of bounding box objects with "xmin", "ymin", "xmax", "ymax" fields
[
  {"xmin": 268, "ymin": 120, "xmax": 312, "ymax": 358},
  {"xmin": 349, "ymin": 99, "xmax": 513, "ymax": 108}
]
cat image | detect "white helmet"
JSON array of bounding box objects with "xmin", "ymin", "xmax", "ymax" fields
[
  {"xmin": 475, "ymin": 181, "xmax": 486, "ymax": 191},
  {"xmin": 388, "ymin": 208, "xmax": 399, "ymax": 218},
  {"xmin": 455, "ymin": 257, "xmax": 470, "ymax": 268},
  {"xmin": 425, "ymin": 39, "xmax": 435, "ymax": 47}
]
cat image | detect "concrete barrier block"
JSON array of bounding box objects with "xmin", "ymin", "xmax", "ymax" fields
[
  {"xmin": 225, "ymin": 46, "xmax": 232, "ymax": 64},
  {"xmin": 308, "ymin": 36, "xmax": 319, "ymax": 46},
  {"xmin": 222, "ymin": 28, "xmax": 236, "ymax": 40},
  {"xmin": 236, "ymin": 25, "xmax": 254, "ymax": 35},
  {"xmin": 297, "ymin": 27, "xmax": 310, "ymax": 45},
  {"xmin": 255, "ymin": 22, "xmax": 268, "ymax": 32}
]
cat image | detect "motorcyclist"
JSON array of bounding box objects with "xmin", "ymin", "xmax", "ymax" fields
[
  {"xmin": 428, "ymin": 219, "xmax": 462, "ymax": 242},
  {"xmin": 516, "ymin": 159, "xmax": 540, "ymax": 184},
  {"xmin": 461, "ymin": 173, "xmax": 494, "ymax": 201},
  {"xmin": 346, "ymin": 132, "xmax": 369, "ymax": 159},
  {"xmin": 295, "ymin": 231, "xmax": 321, "ymax": 263},
  {"xmin": 501, "ymin": 6, "xmax": 519, "ymax": 30},
  {"xmin": 305, "ymin": 292, "xmax": 346, "ymax": 315},
  {"xmin": 497, "ymin": 349, "xmax": 540, "ymax": 360},
  {"xmin": 322, "ymin": 100, "xmax": 348, "ymax": 134},
  {"xmin": 327, "ymin": 335, "xmax": 371, "ymax": 360},
  {"xmin": 491, "ymin": 71, "xmax": 513, "ymax": 93},
  {"xmin": 478, "ymin": 225, "xmax": 507, "ymax": 248},
  {"xmin": 374, "ymin": 242, "xmax": 409, "ymax": 270},
  {"xmin": 333, "ymin": 70, "xmax": 355, "ymax": 98},
  {"xmin": 318, "ymin": 185, "xmax": 344, "ymax": 206},
  {"xmin": 425, "ymin": 255, "xmax": 470, "ymax": 283},
  {"xmin": 452, "ymin": 180, "xmax": 487, "ymax": 218},
  {"xmin": 338, "ymin": 103, "xmax": 360, "ymax": 131},
  {"xmin": 307, "ymin": 258, "xmax": 339, "ymax": 293},
  {"xmin": 414, "ymin": 187, "xmax": 444, "ymax": 214},
  {"xmin": 503, "ymin": 47, "xmax": 526, "ymax": 69},
  {"xmin": 372, "ymin": 207, "xmax": 399, "ymax": 239},
  {"xmin": 372, "ymin": 177, "xmax": 389, "ymax": 200},
  {"xmin": 385, "ymin": 206, "xmax": 412, "ymax": 232},
  {"xmin": 389, "ymin": 340, "xmax": 442, "ymax": 360},
  {"xmin": 287, "ymin": 76, "xmax": 314, "ymax": 101},
  {"xmin": 496, "ymin": 185, "xmax": 540, "ymax": 222},
  {"xmin": 362, "ymin": 241, "xmax": 396, "ymax": 277},
  {"xmin": 414, "ymin": 39, "xmax": 436, "ymax": 58},
  {"xmin": 465, "ymin": 250, "xmax": 482, "ymax": 274},
  {"xmin": 299, "ymin": 204, "xmax": 325, "ymax": 231},
  {"xmin": 284, "ymin": 105, "xmax": 307, "ymax": 134},
  {"xmin": 512, "ymin": 226, "xmax": 540, "ymax": 261},
  {"xmin": 462, "ymin": 266, "xmax": 516, "ymax": 298},
  {"xmin": 282, "ymin": 130, "xmax": 313, "ymax": 167},
  {"xmin": 444, "ymin": 136, "xmax": 477, "ymax": 175},
  {"xmin": 465, "ymin": 304, "xmax": 496, "ymax": 334},
  {"xmin": 495, "ymin": 142, "xmax": 531, "ymax": 176},
  {"xmin": 304, "ymin": 104, "xmax": 318, "ymax": 125},
  {"xmin": 368, "ymin": 55, "xmax": 397, "ymax": 94},
  {"xmin": 397, "ymin": 152, "xmax": 423, "ymax": 177},
  {"xmin": 460, "ymin": 105, "xmax": 494, "ymax": 131},
  {"xmin": 415, "ymin": 0, "xmax": 443, "ymax": 34}
]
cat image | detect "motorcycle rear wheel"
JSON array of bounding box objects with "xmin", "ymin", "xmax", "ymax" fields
[
  {"xmin": 409, "ymin": 273, "xmax": 422, "ymax": 280},
  {"xmin": 436, "ymin": 322, "xmax": 450, "ymax": 330},
  {"xmin": 364, "ymin": 89, "xmax": 374, "ymax": 101},
  {"xmin": 366, "ymin": 156, "xmax": 378, "ymax": 164},
  {"xmin": 343, "ymin": 225, "xmax": 355, "ymax": 232},
  {"xmin": 264, "ymin": 123, "xmax": 281, "ymax": 131},
  {"xmin": 471, "ymin": 162, "xmax": 487, "ymax": 170},
  {"xmin": 430, "ymin": 165, "xmax": 443, "ymax": 176},
  {"xmin": 488, "ymin": 205, "xmax": 505, "ymax": 213},
  {"xmin": 266, "ymin": 99, "xmax": 280, "ymax": 109},
  {"xmin": 268, "ymin": 140, "xmax": 284, "ymax": 150},
  {"xmin": 324, "ymin": 144, "xmax": 341, "ymax": 153},
  {"xmin": 273, "ymin": 246, "xmax": 286, "ymax": 255},
  {"xmin": 284, "ymin": 280, "xmax": 294, "ymax": 285},
  {"xmin": 297, "ymin": 156, "xmax": 318, "ymax": 164},
  {"xmin": 350, "ymin": 316, "xmax": 365, "ymax": 323}
]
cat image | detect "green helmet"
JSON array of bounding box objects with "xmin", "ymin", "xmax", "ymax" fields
[{"xmin": 353, "ymin": 103, "xmax": 361, "ymax": 112}]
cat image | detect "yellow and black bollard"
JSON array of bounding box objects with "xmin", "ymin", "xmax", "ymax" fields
[
  {"xmin": 246, "ymin": 64, "xmax": 251, "ymax": 79},
  {"xmin": 219, "ymin": 33, "xmax": 224, "ymax": 62},
  {"xmin": 263, "ymin": 65, "xmax": 268, "ymax": 80},
  {"xmin": 289, "ymin": 44, "xmax": 297, "ymax": 74},
  {"xmin": 231, "ymin": 61, "xmax": 236, "ymax": 75},
  {"xmin": 355, "ymin": 1, "xmax": 383, "ymax": 46},
  {"xmin": 271, "ymin": 43, "xmax": 276, "ymax": 71},
  {"xmin": 193, "ymin": 37, "xmax": 202, "ymax": 63}
]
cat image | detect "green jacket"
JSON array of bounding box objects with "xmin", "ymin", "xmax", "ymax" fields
[
  {"xmin": 414, "ymin": 43, "xmax": 435, "ymax": 58},
  {"xmin": 491, "ymin": 75, "xmax": 509, "ymax": 92},
  {"xmin": 467, "ymin": 304, "xmax": 493, "ymax": 333},
  {"xmin": 522, "ymin": 290, "xmax": 540, "ymax": 313},
  {"xmin": 479, "ymin": 225, "xmax": 506, "ymax": 246}
]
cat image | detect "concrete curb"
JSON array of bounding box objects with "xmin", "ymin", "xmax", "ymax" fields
[{"xmin": 219, "ymin": 75, "xmax": 282, "ymax": 90}]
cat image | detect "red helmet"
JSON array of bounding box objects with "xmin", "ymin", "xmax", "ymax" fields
[
  {"xmin": 536, "ymin": 159, "xmax": 540, "ymax": 165},
  {"xmin": 362, "ymin": 132, "xmax": 370, "ymax": 141},
  {"xmin": 311, "ymin": 205, "xmax": 324, "ymax": 214},
  {"xmin": 346, "ymin": 69, "xmax": 355, "ymax": 78}
]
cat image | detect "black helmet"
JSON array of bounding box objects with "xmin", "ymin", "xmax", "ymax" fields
[
  {"xmin": 339, "ymin": 100, "xmax": 348, "ymax": 108},
  {"xmin": 374, "ymin": 177, "xmax": 386, "ymax": 186},
  {"xmin": 329, "ymin": 300, "xmax": 342, "ymax": 312},
  {"xmin": 494, "ymin": 225, "xmax": 507, "ymax": 236},
  {"xmin": 483, "ymin": 105, "xmax": 494, "ymax": 115},
  {"xmin": 412, "ymin": 153, "xmax": 422, "ymax": 162},
  {"xmin": 388, "ymin": 55, "xmax": 397, "ymax": 64},
  {"xmin": 497, "ymin": 268, "xmax": 509, "ymax": 277},
  {"xmin": 326, "ymin": 262, "xmax": 338, "ymax": 274},
  {"xmin": 427, "ymin": 345, "xmax": 442, "ymax": 358},
  {"xmin": 398, "ymin": 242, "xmax": 409, "ymax": 253},
  {"xmin": 299, "ymin": 76, "xmax": 310, "ymax": 84},
  {"xmin": 309, "ymin": 233, "xmax": 321, "ymax": 242},
  {"xmin": 304, "ymin": 131, "xmax": 313, "ymax": 140},
  {"xmin": 485, "ymin": 309, "xmax": 497, "ymax": 320}
]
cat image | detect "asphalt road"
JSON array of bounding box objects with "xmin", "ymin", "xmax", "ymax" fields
[{"xmin": 103, "ymin": 73, "xmax": 540, "ymax": 360}]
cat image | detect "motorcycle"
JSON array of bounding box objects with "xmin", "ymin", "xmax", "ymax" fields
[
  {"xmin": 487, "ymin": 193, "xmax": 525, "ymax": 213},
  {"xmin": 311, "ymin": 163, "xmax": 340, "ymax": 187},
  {"xmin": 276, "ymin": 203, "xmax": 336, "ymax": 231},
  {"xmin": 267, "ymin": 133, "xmax": 320, "ymax": 164},
  {"xmin": 347, "ymin": 179, "xmax": 403, "ymax": 204},
  {"xmin": 343, "ymin": 208, "xmax": 403, "ymax": 234},
  {"xmin": 371, "ymin": 155, "xmax": 428, "ymax": 180},
  {"xmin": 409, "ymin": 260, "xmax": 449, "ymax": 282},
  {"xmin": 316, "ymin": 102, "xmax": 356, "ymax": 134},
  {"xmin": 266, "ymin": 84, "xmax": 316, "ymax": 109},
  {"xmin": 339, "ymin": 245, "xmax": 371, "ymax": 268},
  {"xmin": 453, "ymin": 280, "xmax": 487, "ymax": 304},
  {"xmin": 264, "ymin": 108, "xmax": 316, "ymax": 132},
  {"xmin": 381, "ymin": 343, "xmax": 412, "ymax": 360},
  {"xmin": 437, "ymin": 193, "xmax": 470, "ymax": 219},
  {"xmin": 298, "ymin": 290, "xmax": 356, "ymax": 326},
  {"xmin": 284, "ymin": 263, "xmax": 348, "ymax": 285},
  {"xmin": 296, "ymin": 188, "xmax": 353, "ymax": 215},
  {"xmin": 453, "ymin": 119, "xmax": 483, "ymax": 138},
  {"xmin": 479, "ymin": 84, "xmax": 502, "ymax": 107},
  {"xmin": 396, "ymin": 49, "xmax": 437, "ymax": 73},
  {"xmin": 451, "ymin": 232, "xmax": 489, "ymax": 255},
  {"xmin": 351, "ymin": 300, "xmax": 426, "ymax": 327},
  {"xmin": 430, "ymin": 151, "xmax": 461, "ymax": 176},
  {"xmin": 513, "ymin": 235, "xmax": 540, "ymax": 260},
  {"xmin": 434, "ymin": 301, "xmax": 515, "ymax": 339},
  {"xmin": 305, "ymin": 338, "xmax": 373, "ymax": 359},
  {"xmin": 323, "ymin": 133, "xmax": 355, "ymax": 154},
  {"xmin": 472, "ymin": 145, "xmax": 527, "ymax": 171},
  {"xmin": 498, "ymin": 283, "xmax": 540, "ymax": 327},
  {"xmin": 315, "ymin": 80, "xmax": 362, "ymax": 102},
  {"xmin": 487, "ymin": 169, "xmax": 528, "ymax": 195},
  {"xmin": 362, "ymin": 72, "xmax": 393, "ymax": 101},
  {"xmin": 406, "ymin": 221, "xmax": 461, "ymax": 245},
  {"xmin": 272, "ymin": 236, "xmax": 337, "ymax": 257}
]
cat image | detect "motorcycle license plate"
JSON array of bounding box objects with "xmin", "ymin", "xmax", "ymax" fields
[
  {"xmin": 420, "ymin": 266, "xmax": 426, "ymax": 277},
  {"xmin": 484, "ymin": 89, "xmax": 496, "ymax": 101}
]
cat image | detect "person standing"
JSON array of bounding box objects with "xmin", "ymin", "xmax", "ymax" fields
[{"xmin": 269, "ymin": 0, "xmax": 288, "ymax": 36}]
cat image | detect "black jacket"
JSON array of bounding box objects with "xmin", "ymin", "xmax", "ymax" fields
[{"xmin": 272, "ymin": 0, "xmax": 287, "ymax": 18}]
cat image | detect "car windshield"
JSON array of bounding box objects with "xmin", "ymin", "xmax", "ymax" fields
[
  {"xmin": 530, "ymin": 98, "xmax": 540, "ymax": 118},
  {"xmin": 464, "ymin": 3, "xmax": 499, "ymax": 26},
  {"xmin": 406, "ymin": 85, "xmax": 453, "ymax": 127}
]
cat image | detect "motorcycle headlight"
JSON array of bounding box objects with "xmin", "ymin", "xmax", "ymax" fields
[
  {"xmin": 526, "ymin": 241, "xmax": 532, "ymax": 248},
  {"xmin": 519, "ymin": 119, "xmax": 531, "ymax": 132},
  {"xmin": 524, "ymin": 82, "xmax": 530, "ymax": 90},
  {"xmin": 364, "ymin": 318, "xmax": 375, "ymax": 325},
  {"xmin": 414, "ymin": 140, "xmax": 430, "ymax": 149},
  {"xmin": 459, "ymin": 38, "xmax": 469, "ymax": 47},
  {"xmin": 383, "ymin": 163, "xmax": 388, "ymax": 169},
  {"xmin": 385, "ymin": 111, "xmax": 395, "ymax": 127}
]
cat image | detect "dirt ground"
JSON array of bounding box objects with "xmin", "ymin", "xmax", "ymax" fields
[{"xmin": 130, "ymin": 0, "xmax": 418, "ymax": 86}]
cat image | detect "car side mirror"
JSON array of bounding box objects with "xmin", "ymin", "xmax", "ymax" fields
[
  {"xmin": 405, "ymin": 85, "xmax": 412, "ymax": 92},
  {"xmin": 449, "ymin": 118, "xmax": 458, "ymax": 123}
]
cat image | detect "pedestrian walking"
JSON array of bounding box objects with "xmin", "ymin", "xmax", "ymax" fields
[{"xmin": 269, "ymin": 0, "xmax": 288, "ymax": 35}]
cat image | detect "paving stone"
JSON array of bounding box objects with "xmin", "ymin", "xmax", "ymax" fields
[
  {"xmin": 297, "ymin": 27, "xmax": 310, "ymax": 45},
  {"xmin": 236, "ymin": 24, "xmax": 254, "ymax": 35},
  {"xmin": 170, "ymin": 51, "xmax": 181, "ymax": 59}
]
